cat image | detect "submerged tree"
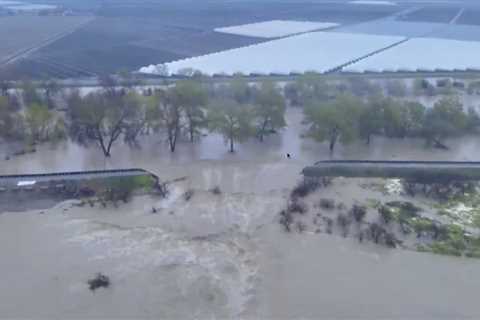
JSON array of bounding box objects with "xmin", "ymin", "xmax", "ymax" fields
[
  {"xmin": 171, "ymin": 80, "xmax": 208, "ymax": 142},
  {"xmin": 207, "ymin": 98, "xmax": 254, "ymax": 152},
  {"xmin": 284, "ymin": 73, "xmax": 331, "ymax": 106},
  {"xmin": 152, "ymin": 89, "xmax": 182, "ymax": 152},
  {"xmin": 228, "ymin": 77, "xmax": 257, "ymax": 104},
  {"xmin": 21, "ymin": 81, "xmax": 42, "ymax": 106},
  {"xmin": 253, "ymin": 81, "xmax": 286, "ymax": 141},
  {"xmin": 0, "ymin": 81, "xmax": 10, "ymax": 97},
  {"xmin": 0, "ymin": 96, "xmax": 25, "ymax": 142},
  {"xmin": 24, "ymin": 103, "xmax": 55, "ymax": 142},
  {"xmin": 422, "ymin": 96, "xmax": 468, "ymax": 149},
  {"xmin": 304, "ymin": 94, "xmax": 361, "ymax": 153},
  {"xmin": 122, "ymin": 93, "xmax": 150, "ymax": 146},
  {"xmin": 43, "ymin": 80, "xmax": 60, "ymax": 109},
  {"xmin": 67, "ymin": 92, "xmax": 140, "ymax": 157},
  {"xmin": 358, "ymin": 95, "xmax": 382, "ymax": 144}
]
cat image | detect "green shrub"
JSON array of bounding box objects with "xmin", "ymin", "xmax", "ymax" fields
[{"xmin": 429, "ymin": 242, "xmax": 462, "ymax": 257}]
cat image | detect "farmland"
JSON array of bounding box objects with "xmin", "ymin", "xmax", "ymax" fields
[
  {"xmin": 0, "ymin": 0, "xmax": 403, "ymax": 79},
  {"xmin": 344, "ymin": 37, "xmax": 480, "ymax": 72},
  {"xmin": 4, "ymin": 1, "xmax": 480, "ymax": 79},
  {"xmin": 149, "ymin": 32, "xmax": 404, "ymax": 76},
  {"xmin": 0, "ymin": 15, "xmax": 90, "ymax": 63},
  {"xmin": 214, "ymin": 20, "xmax": 339, "ymax": 38}
]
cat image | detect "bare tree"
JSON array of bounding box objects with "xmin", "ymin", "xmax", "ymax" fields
[{"xmin": 67, "ymin": 92, "xmax": 138, "ymax": 157}]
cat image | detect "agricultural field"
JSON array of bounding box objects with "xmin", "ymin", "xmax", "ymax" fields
[
  {"xmin": 333, "ymin": 20, "xmax": 443, "ymax": 37},
  {"xmin": 215, "ymin": 20, "xmax": 339, "ymax": 38},
  {"xmin": 344, "ymin": 37, "xmax": 480, "ymax": 72},
  {"xmin": 5, "ymin": 1, "xmax": 480, "ymax": 79},
  {"xmin": 0, "ymin": 15, "xmax": 90, "ymax": 62},
  {"xmin": 457, "ymin": 7, "xmax": 480, "ymax": 25},
  {"xmin": 0, "ymin": 0, "xmax": 404, "ymax": 79},
  {"xmin": 145, "ymin": 32, "xmax": 404, "ymax": 76},
  {"xmin": 397, "ymin": 6, "xmax": 461, "ymax": 23},
  {"xmin": 427, "ymin": 24, "xmax": 480, "ymax": 42}
]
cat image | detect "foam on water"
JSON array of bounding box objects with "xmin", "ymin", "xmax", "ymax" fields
[{"xmin": 61, "ymin": 212, "xmax": 261, "ymax": 316}]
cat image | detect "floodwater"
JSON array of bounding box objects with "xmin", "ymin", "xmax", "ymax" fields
[{"xmin": 2, "ymin": 107, "xmax": 480, "ymax": 318}]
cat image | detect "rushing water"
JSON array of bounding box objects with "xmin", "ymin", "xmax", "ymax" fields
[{"xmin": 1, "ymin": 107, "xmax": 480, "ymax": 318}]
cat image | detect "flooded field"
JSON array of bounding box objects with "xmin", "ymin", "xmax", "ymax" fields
[{"xmin": 2, "ymin": 107, "xmax": 480, "ymax": 318}]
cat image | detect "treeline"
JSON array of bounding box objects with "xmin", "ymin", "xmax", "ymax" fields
[
  {"xmin": 1, "ymin": 75, "xmax": 479, "ymax": 158},
  {"xmin": 284, "ymin": 75, "xmax": 480, "ymax": 153},
  {"xmin": 0, "ymin": 80, "xmax": 66, "ymax": 147},
  {"xmin": 0, "ymin": 78, "xmax": 286, "ymax": 157}
]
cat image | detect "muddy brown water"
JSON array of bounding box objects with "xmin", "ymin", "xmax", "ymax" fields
[{"xmin": 1, "ymin": 107, "xmax": 480, "ymax": 318}]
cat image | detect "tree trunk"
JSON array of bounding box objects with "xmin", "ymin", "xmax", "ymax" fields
[
  {"xmin": 258, "ymin": 118, "xmax": 268, "ymax": 142},
  {"xmin": 230, "ymin": 138, "xmax": 234, "ymax": 153},
  {"xmin": 98, "ymin": 135, "xmax": 110, "ymax": 157},
  {"xmin": 189, "ymin": 124, "xmax": 194, "ymax": 143},
  {"xmin": 168, "ymin": 123, "xmax": 179, "ymax": 152},
  {"xmin": 187, "ymin": 113, "xmax": 194, "ymax": 143},
  {"xmin": 169, "ymin": 131, "xmax": 176, "ymax": 152},
  {"xmin": 329, "ymin": 137, "xmax": 336, "ymax": 153}
]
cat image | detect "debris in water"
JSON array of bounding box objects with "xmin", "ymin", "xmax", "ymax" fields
[
  {"xmin": 183, "ymin": 189, "xmax": 194, "ymax": 201},
  {"xmin": 88, "ymin": 273, "xmax": 110, "ymax": 291},
  {"xmin": 210, "ymin": 186, "xmax": 222, "ymax": 195}
]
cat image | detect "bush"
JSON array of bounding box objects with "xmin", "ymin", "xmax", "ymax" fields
[
  {"xmin": 385, "ymin": 201, "xmax": 421, "ymax": 223},
  {"xmin": 133, "ymin": 175, "xmax": 156, "ymax": 190},
  {"xmin": 383, "ymin": 231, "xmax": 397, "ymax": 248},
  {"xmin": 288, "ymin": 200, "xmax": 307, "ymax": 214},
  {"xmin": 378, "ymin": 205, "xmax": 394, "ymax": 224},
  {"xmin": 103, "ymin": 177, "xmax": 136, "ymax": 203},
  {"xmin": 367, "ymin": 223, "xmax": 385, "ymax": 244},
  {"xmin": 429, "ymin": 242, "xmax": 462, "ymax": 257},
  {"xmin": 337, "ymin": 213, "xmax": 351, "ymax": 237},
  {"xmin": 319, "ymin": 198, "xmax": 335, "ymax": 210},
  {"xmin": 296, "ymin": 221, "xmax": 307, "ymax": 233},
  {"xmin": 351, "ymin": 205, "xmax": 367, "ymax": 222},
  {"xmin": 291, "ymin": 178, "xmax": 321, "ymax": 198},
  {"xmin": 324, "ymin": 217, "xmax": 333, "ymax": 234},
  {"xmin": 88, "ymin": 273, "xmax": 110, "ymax": 291},
  {"xmin": 279, "ymin": 210, "xmax": 293, "ymax": 232},
  {"xmin": 210, "ymin": 186, "xmax": 222, "ymax": 195}
]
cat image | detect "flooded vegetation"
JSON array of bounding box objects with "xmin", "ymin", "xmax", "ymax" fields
[
  {"xmin": 280, "ymin": 176, "xmax": 480, "ymax": 258},
  {"xmin": 2, "ymin": 74, "xmax": 480, "ymax": 318}
]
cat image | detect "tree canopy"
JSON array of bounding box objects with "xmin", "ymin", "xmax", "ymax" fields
[
  {"xmin": 67, "ymin": 92, "xmax": 141, "ymax": 157},
  {"xmin": 207, "ymin": 98, "xmax": 254, "ymax": 152},
  {"xmin": 253, "ymin": 81, "xmax": 286, "ymax": 141},
  {"xmin": 171, "ymin": 80, "xmax": 208, "ymax": 142},
  {"xmin": 304, "ymin": 94, "xmax": 362, "ymax": 153},
  {"xmin": 423, "ymin": 96, "xmax": 471, "ymax": 148}
]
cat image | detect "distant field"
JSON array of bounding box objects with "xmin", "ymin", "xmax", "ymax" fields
[
  {"xmin": 333, "ymin": 20, "xmax": 443, "ymax": 37},
  {"xmin": 19, "ymin": 17, "xmax": 266, "ymax": 78},
  {"xmin": 0, "ymin": 1, "xmax": 403, "ymax": 79},
  {"xmin": 215, "ymin": 20, "xmax": 339, "ymax": 38},
  {"xmin": 398, "ymin": 6, "xmax": 461, "ymax": 23},
  {"xmin": 15, "ymin": 1, "xmax": 480, "ymax": 80},
  {"xmin": 457, "ymin": 7, "xmax": 480, "ymax": 25},
  {"xmin": 0, "ymin": 16, "xmax": 91, "ymax": 62},
  {"xmin": 344, "ymin": 37, "xmax": 480, "ymax": 72},
  {"xmin": 144, "ymin": 32, "xmax": 405, "ymax": 76}
]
